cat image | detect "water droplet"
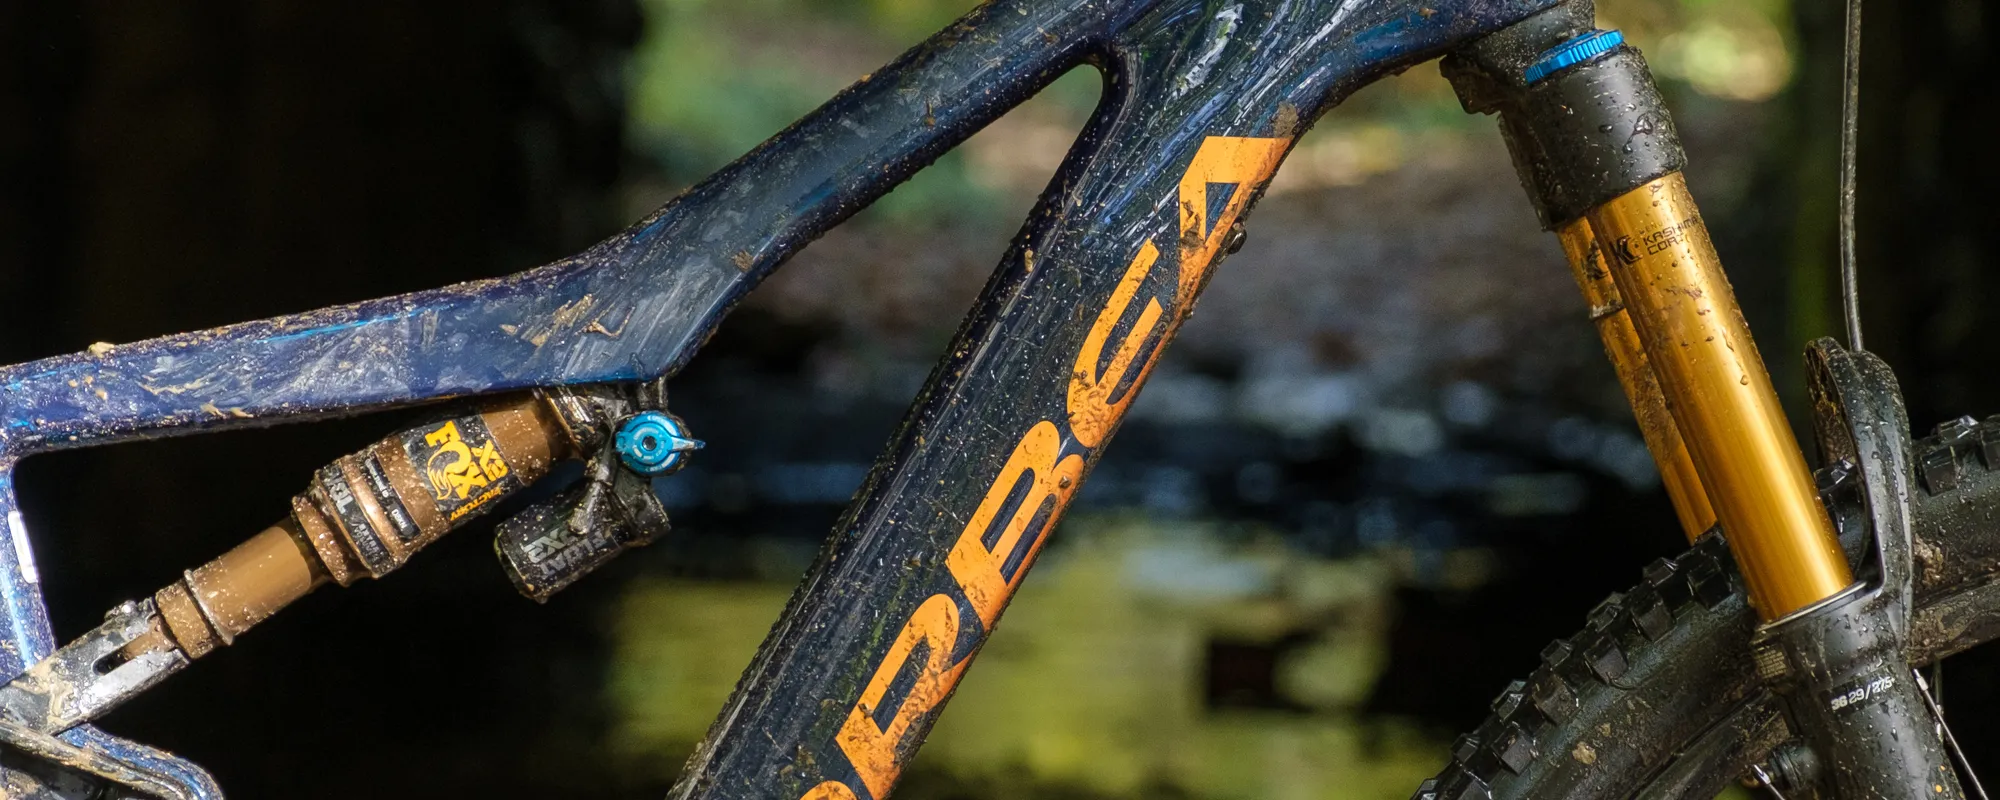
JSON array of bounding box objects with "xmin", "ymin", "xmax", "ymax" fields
[{"xmin": 1740, "ymin": 375, "xmax": 1750, "ymax": 385}]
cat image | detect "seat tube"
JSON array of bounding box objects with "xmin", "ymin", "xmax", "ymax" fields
[{"xmin": 1443, "ymin": 3, "xmax": 1847, "ymax": 620}]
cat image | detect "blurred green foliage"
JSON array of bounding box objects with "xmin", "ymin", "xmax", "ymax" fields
[
  {"xmin": 629, "ymin": 0, "xmax": 967, "ymax": 177},
  {"xmin": 629, "ymin": 0, "xmax": 1796, "ymax": 228},
  {"xmin": 629, "ymin": 0, "xmax": 1091, "ymax": 226},
  {"xmin": 607, "ymin": 517, "xmax": 1446, "ymax": 799}
]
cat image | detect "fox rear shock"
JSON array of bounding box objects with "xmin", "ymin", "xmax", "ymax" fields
[
  {"xmin": 148, "ymin": 397, "xmax": 572, "ymax": 659},
  {"xmin": 0, "ymin": 384, "xmax": 689, "ymax": 736},
  {"xmin": 1443, "ymin": 3, "xmax": 1962, "ymax": 796}
]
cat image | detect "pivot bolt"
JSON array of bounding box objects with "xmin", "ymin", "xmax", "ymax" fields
[
  {"xmin": 1814, "ymin": 458, "xmax": 1856, "ymax": 500},
  {"xmin": 614, "ymin": 411, "xmax": 702, "ymax": 476},
  {"xmin": 106, "ymin": 600, "xmax": 141, "ymax": 621},
  {"xmin": 1222, "ymin": 222, "xmax": 1249, "ymax": 255}
]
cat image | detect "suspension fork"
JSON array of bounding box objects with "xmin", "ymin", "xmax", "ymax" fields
[
  {"xmin": 1448, "ymin": 2, "xmax": 1960, "ymax": 796},
  {"xmin": 1446, "ymin": 2, "xmax": 1846, "ymax": 612},
  {"xmin": 1452, "ymin": 6, "xmax": 1721, "ymax": 547}
]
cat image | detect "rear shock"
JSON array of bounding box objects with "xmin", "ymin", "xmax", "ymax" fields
[
  {"xmin": 1442, "ymin": 2, "xmax": 1960, "ymax": 797},
  {"xmin": 0, "ymin": 384, "xmax": 690, "ymax": 736},
  {"xmin": 143, "ymin": 397, "xmax": 568, "ymax": 659}
]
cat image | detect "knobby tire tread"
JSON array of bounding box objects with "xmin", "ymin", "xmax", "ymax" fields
[{"xmin": 1413, "ymin": 423, "xmax": 1999, "ymax": 800}]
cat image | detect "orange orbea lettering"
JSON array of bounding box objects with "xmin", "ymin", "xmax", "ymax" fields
[
  {"xmin": 801, "ymin": 781, "xmax": 859, "ymax": 800},
  {"xmin": 835, "ymin": 593, "xmax": 966, "ymax": 800},
  {"xmin": 1174, "ymin": 136, "xmax": 1289, "ymax": 305},
  {"xmin": 1068, "ymin": 241, "xmax": 1165, "ymax": 448},
  {"xmin": 1069, "ymin": 136, "xmax": 1288, "ymax": 447},
  {"xmin": 946, "ymin": 421, "xmax": 1085, "ymax": 625},
  {"xmin": 805, "ymin": 135, "xmax": 1289, "ymax": 800}
]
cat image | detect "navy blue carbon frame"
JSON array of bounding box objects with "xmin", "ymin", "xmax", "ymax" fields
[{"xmin": 0, "ymin": 0, "xmax": 1557, "ymax": 797}]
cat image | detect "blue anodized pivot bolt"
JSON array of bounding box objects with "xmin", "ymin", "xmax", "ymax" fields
[{"xmin": 614, "ymin": 411, "xmax": 703, "ymax": 476}]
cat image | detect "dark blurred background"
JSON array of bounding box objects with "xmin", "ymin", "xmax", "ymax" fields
[{"xmin": 3, "ymin": 0, "xmax": 1998, "ymax": 797}]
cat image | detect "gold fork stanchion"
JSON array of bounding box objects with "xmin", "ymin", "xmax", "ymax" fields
[
  {"xmin": 1555, "ymin": 218, "xmax": 1717, "ymax": 543},
  {"xmin": 1587, "ymin": 174, "xmax": 1850, "ymax": 619}
]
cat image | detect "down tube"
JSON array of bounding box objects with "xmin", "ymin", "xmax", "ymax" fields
[
  {"xmin": 674, "ymin": 131, "xmax": 1284, "ymax": 800},
  {"xmin": 665, "ymin": 2, "xmax": 1554, "ymax": 799}
]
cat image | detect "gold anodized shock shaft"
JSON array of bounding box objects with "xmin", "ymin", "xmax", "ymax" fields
[
  {"xmin": 1555, "ymin": 219, "xmax": 1717, "ymax": 543},
  {"xmin": 1586, "ymin": 174, "xmax": 1851, "ymax": 619}
]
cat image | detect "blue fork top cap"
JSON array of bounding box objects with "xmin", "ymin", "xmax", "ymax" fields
[{"xmin": 1523, "ymin": 29, "xmax": 1624, "ymax": 85}]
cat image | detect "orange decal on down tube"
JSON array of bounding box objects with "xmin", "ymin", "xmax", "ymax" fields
[
  {"xmin": 1068, "ymin": 241, "xmax": 1165, "ymax": 447},
  {"xmin": 946, "ymin": 421, "xmax": 1085, "ymax": 625},
  {"xmin": 835, "ymin": 593, "xmax": 966, "ymax": 799},
  {"xmin": 1176, "ymin": 136, "xmax": 1288, "ymax": 305},
  {"xmin": 800, "ymin": 781, "xmax": 859, "ymax": 800}
]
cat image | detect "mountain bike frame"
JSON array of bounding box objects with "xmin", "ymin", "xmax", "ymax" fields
[{"xmin": 0, "ymin": 0, "xmax": 1940, "ymax": 798}]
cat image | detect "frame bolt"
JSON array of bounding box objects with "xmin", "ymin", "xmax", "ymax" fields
[
  {"xmin": 1814, "ymin": 458, "xmax": 1856, "ymax": 500},
  {"xmin": 614, "ymin": 411, "xmax": 703, "ymax": 476},
  {"xmin": 106, "ymin": 600, "xmax": 141, "ymax": 621},
  {"xmin": 1222, "ymin": 222, "xmax": 1248, "ymax": 255}
]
